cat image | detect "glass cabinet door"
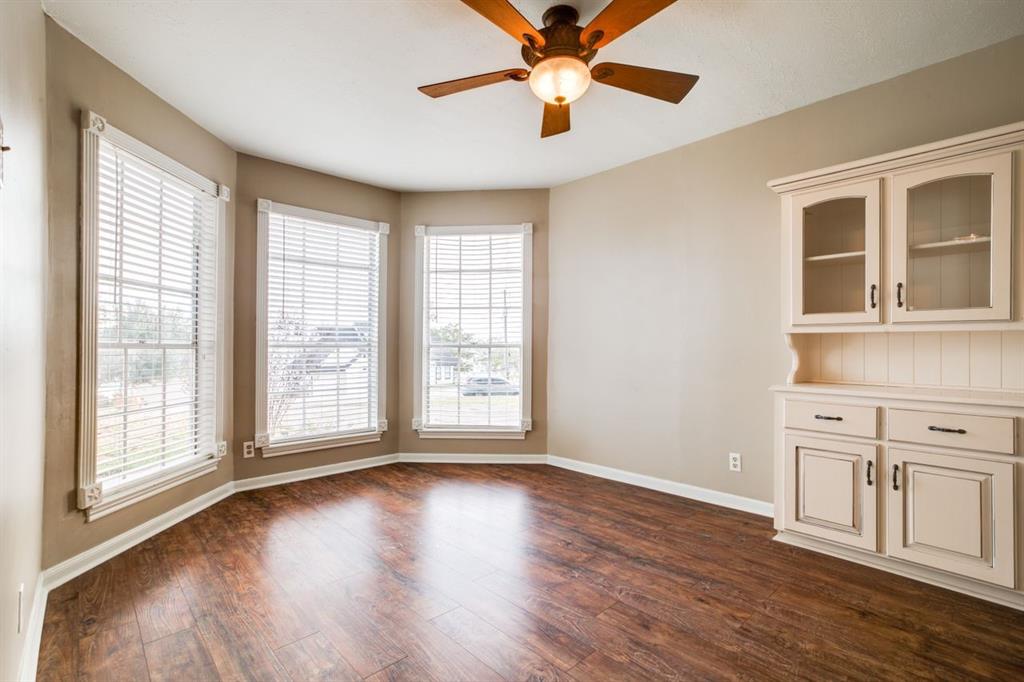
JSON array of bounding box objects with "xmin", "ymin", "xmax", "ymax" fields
[
  {"xmin": 791, "ymin": 179, "xmax": 881, "ymax": 325},
  {"xmin": 892, "ymin": 152, "xmax": 1011, "ymax": 322}
]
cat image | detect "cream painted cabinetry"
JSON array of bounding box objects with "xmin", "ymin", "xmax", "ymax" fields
[
  {"xmin": 773, "ymin": 387, "xmax": 1021, "ymax": 604},
  {"xmin": 887, "ymin": 448, "xmax": 1015, "ymax": 588},
  {"xmin": 771, "ymin": 122, "xmax": 1024, "ymax": 610},
  {"xmin": 785, "ymin": 435, "xmax": 878, "ymax": 551}
]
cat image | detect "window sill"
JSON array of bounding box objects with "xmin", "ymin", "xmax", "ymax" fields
[
  {"xmin": 415, "ymin": 427, "xmax": 528, "ymax": 440},
  {"xmin": 260, "ymin": 430, "xmax": 384, "ymax": 458},
  {"xmin": 86, "ymin": 454, "xmax": 222, "ymax": 522}
]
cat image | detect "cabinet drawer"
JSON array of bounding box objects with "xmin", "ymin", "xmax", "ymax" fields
[
  {"xmin": 785, "ymin": 400, "xmax": 878, "ymax": 438},
  {"xmin": 889, "ymin": 409, "xmax": 1015, "ymax": 454}
]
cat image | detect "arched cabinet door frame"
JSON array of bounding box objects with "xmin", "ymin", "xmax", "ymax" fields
[
  {"xmin": 891, "ymin": 152, "xmax": 1012, "ymax": 323},
  {"xmin": 790, "ymin": 178, "xmax": 881, "ymax": 326}
]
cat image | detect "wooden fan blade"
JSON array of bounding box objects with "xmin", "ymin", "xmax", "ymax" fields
[
  {"xmin": 541, "ymin": 102, "xmax": 570, "ymax": 138},
  {"xmin": 581, "ymin": 0, "xmax": 677, "ymax": 50},
  {"xmin": 591, "ymin": 62, "xmax": 698, "ymax": 103},
  {"xmin": 419, "ymin": 69, "xmax": 529, "ymax": 98},
  {"xmin": 460, "ymin": 0, "xmax": 545, "ymax": 47}
]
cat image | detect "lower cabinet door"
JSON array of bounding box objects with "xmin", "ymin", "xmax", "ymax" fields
[
  {"xmin": 785, "ymin": 435, "xmax": 878, "ymax": 551},
  {"xmin": 887, "ymin": 448, "xmax": 1016, "ymax": 588}
]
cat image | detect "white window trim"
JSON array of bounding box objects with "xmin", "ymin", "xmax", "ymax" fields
[
  {"xmin": 254, "ymin": 198, "xmax": 389, "ymax": 458},
  {"xmin": 78, "ymin": 111, "xmax": 228, "ymax": 521},
  {"xmin": 412, "ymin": 223, "xmax": 533, "ymax": 439}
]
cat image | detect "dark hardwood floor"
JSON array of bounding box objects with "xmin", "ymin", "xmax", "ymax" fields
[{"xmin": 37, "ymin": 463, "xmax": 1024, "ymax": 681}]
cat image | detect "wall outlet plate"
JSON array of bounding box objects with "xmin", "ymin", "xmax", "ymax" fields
[
  {"xmin": 243, "ymin": 441, "xmax": 255, "ymax": 458},
  {"xmin": 729, "ymin": 452, "xmax": 742, "ymax": 472}
]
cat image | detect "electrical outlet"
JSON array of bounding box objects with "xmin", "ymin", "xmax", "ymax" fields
[
  {"xmin": 243, "ymin": 441, "xmax": 255, "ymax": 458},
  {"xmin": 729, "ymin": 452, "xmax": 742, "ymax": 472},
  {"xmin": 17, "ymin": 583, "xmax": 23, "ymax": 634}
]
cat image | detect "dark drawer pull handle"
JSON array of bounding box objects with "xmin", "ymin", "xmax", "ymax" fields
[
  {"xmin": 896, "ymin": 282, "xmax": 904, "ymax": 308},
  {"xmin": 866, "ymin": 461, "xmax": 873, "ymax": 486},
  {"xmin": 814, "ymin": 414, "xmax": 843, "ymax": 421},
  {"xmin": 928, "ymin": 425, "xmax": 967, "ymax": 434},
  {"xmin": 892, "ymin": 464, "xmax": 900, "ymax": 491},
  {"xmin": 869, "ymin": 284, "xmax": 877, "ymax": 309}
]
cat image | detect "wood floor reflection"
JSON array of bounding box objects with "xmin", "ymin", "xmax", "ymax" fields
[{"xmin": 37, "ymin": 463, "xmax": 1024, "ymax": 680}]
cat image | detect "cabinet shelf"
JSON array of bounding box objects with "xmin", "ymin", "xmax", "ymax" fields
[
  {"xmin": 909, "ymin": 236, "xmax": 991, "ymax": 256},
  {"xmin": 804, "ymin": 250, "xmax": 866, "ymax": 264}
]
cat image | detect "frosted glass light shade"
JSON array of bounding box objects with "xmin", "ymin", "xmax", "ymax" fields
[{"xmin": 528, "ymin": 56, "xmax": 592, "ymax": 105}]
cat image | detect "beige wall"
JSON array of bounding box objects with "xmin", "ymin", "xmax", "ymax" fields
[
  {"xmin": 547, "ymin": 36, "xmax": 1024, "ymax": 503},
  {"xmin": 397, "ymin": 190, "xmax": 549, "ymax": 454},
  {"xmin": 43, "ymin": 19, "xmax": 237, "ymax": 567},
  {"xmin": 232, "ymin": 154, "xmax": 401, "ymax": 479},
  {"xmin": 0, "ymin": 3, "xmax": 48, "ymax": 678}
]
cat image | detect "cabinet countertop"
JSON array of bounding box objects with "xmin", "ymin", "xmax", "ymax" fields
[{"xmin": 771, "ymin": 382, "xmax": 1024, "ymax": 408}]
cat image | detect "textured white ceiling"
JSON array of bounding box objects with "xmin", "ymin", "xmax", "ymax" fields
[{"xmin": 43, "ymin": 0, "xmax": 1024, "ymax": 191}]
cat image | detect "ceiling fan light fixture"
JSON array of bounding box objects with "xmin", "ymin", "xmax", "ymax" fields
[{"xmin": 528, "ymin": 56, "xmax": 591, "ymax": 105}]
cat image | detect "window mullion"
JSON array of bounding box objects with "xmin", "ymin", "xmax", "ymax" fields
[
  {"xmin": 344, "ymin": 220, "xmax": 348, "ymax": 430},
  {"xmin": 117, "ymin": 157, "xmax": 129, "ymax": 477},
  {"xmin": 158, "ymin": 175, "xmax": 167, "ymax": 469},
  {"xmin": 456, "ymin": 236, "xmax": 463, "ymax": 426},
  {"xmin": 487, "ymin": 235, "xmax": 493, "ymax": 427},
  {"xmin": 301, "ymin": 218, "xmax": 308, "ymax": 432}
]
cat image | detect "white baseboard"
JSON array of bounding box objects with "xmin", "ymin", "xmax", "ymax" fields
[
  {"xmin": 43, "ymin": 481, "xmax": 235, "ymax": 592},
  {"xmin": 17, "ymin": 573, "xmax": 46, "ymax": 682},
  {"xmin": 24, "ymin": 451, "xmax": 772, "ymax": 679},
  {"xmin": 546, "ymin": 455, "xmax": 775, "ymax": 518},
  {"xmin": 39, "ymin": 452, "xmax": 771, "ymax": 593},
  {"xmin": 396, "ymin": 452, "xmax": 548, "ymax": 464},
  {"xmin": 234, "ymin": 453, "xmax": 398, "ymax": 491},
  {"xmin": 25, "ymin": 480, "xmax": 234, "ymax": 681}
]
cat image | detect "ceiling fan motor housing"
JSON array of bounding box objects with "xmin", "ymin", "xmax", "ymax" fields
[{"xmin": 521, "ymin": 4, "xmax": 598, "ymax": 67}]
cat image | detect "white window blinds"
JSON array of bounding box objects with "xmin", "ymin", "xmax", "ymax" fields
[
  {"xmin": 261, "ymin": 206, "xmax": 384, "ymax": 447},
  {"xmin": 421, "ymin": 228, "xmax": 528, "ymax": 430},
  {"xmin": 94, "ymin": 138, "xmax": 219, "ymax": 488}
]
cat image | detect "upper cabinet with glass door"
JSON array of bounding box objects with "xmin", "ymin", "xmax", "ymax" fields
[
  {"xmin": 791, "ymin": 179, "xmax": 881, "ymax": 325},
  {"xmin": 891, "ymin": 152, "xmax": 1012, "ymax": 322}
]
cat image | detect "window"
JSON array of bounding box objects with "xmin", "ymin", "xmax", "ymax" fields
[
  {"xmin": 255, "ymin": 200, "xmax": 387, "ymax": 457},
  {"xmin": 79, "ymin": 111, "xmax": 226, "ymax": 520},
  {"xmin": 413, "ymin": 223, "xmax": 532, "ymax": 438}
]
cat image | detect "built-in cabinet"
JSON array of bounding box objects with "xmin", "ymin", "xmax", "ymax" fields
[
  {"xmin": 774, "ymin": 390, "xmax": 1021, "ymax": 600},
  {"xmin": 782, "ymin": 138, "xmax": 1018, "ymax": 330},
  {"xmin": 771, "ymin": 121, "xmax": 1024, "ymax": 611}
]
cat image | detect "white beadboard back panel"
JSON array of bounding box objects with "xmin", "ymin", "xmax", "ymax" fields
[{"xmin": 796, "ymin": 332, "xmax": 1024, "ymax": 390}]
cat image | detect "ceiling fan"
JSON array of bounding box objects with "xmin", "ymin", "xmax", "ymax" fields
[{"xmin": 418, "ymin": 0, "xmax": 698, "ymax": 138}]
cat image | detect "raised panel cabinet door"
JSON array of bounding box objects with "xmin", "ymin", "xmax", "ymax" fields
[
  {"xmin": 886, "ymin": 448, "xmax": 1015, "ymax": 587},
  {"xmin": 784, "ymin": 435, "xmax": 879, "ymax": 551},
  {"xmin": 791, "ymin": 178, "xmax": 881, "ymax": 326},
  {"xmin": 891, "ymin": 152, "xmax": 1012, "ymax": 322}
]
